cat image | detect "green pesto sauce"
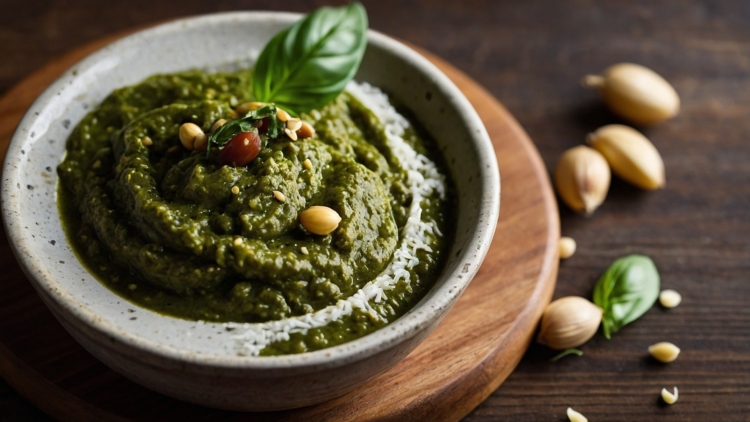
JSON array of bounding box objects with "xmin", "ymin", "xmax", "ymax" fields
[{"xmin": 57, "ymin": 69, "xmax": 454, "ymax": 355}]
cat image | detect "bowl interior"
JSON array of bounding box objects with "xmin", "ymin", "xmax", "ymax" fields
[{"xmin": 1, "ymin": 12, "xmax": 498, "ymax": 367}]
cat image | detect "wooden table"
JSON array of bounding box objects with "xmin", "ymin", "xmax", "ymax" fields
[{"xmin": 2, "ymin": 1, "xmax": 749, "ymax": 420}]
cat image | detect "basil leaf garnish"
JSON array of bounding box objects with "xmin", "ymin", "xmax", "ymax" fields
[
  {"xmin": 206, "ymin": 105, "xmax": 279, "ymax": 156},
  {"xmin": 592, "ymin": 254, "xmax": 660, "ymax": 339},
  {"xmin": 206, "ymin": 3, "xmax": 367, "ymax": 158},
  {"xmin": 252, "ymin": 2, "xmax": 368, "ymax": 114}
]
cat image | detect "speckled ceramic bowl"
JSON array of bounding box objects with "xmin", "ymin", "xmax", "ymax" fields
[{"xmin": 1, "ymin": 12, "xmax": 499, "ymax": 411}]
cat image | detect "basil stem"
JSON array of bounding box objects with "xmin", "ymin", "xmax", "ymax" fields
[
  {"xmin": 550, "ymin": 348, "xmax": 583, "ymax": 362},
  {"xmin": 592, "ymin": 254, "xmax": 660, "ymax": 339},
  {"xmin": 252, "ymin": 2, "xmax": 368, "ymax": 115}
]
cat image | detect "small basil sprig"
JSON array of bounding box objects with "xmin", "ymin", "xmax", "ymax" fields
[
  {"xmin": 592, "ymin": 254, "xmax": 660, "ymax": 339},
  {"xmin": 252, "ymin": 2, "xmax": 368, "ymax": 114},
  {"xmin": 206, "ymin": 105, "xmax": 283, "ymax": 156}
]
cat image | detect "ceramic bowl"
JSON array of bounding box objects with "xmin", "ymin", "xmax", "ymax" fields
[{"xmin": 1, "ymin": 12, "xmax": 499, "ymax": 411}]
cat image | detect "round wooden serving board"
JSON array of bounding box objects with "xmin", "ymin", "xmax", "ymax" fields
[{"xmin": 0, "ymin": 29, "xmax": 559, "ymax": 422}]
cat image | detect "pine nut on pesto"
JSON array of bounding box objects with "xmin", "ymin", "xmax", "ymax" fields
[{"xmin": 56, "ymin": 70, "xmax": 455, "ymax": 356}]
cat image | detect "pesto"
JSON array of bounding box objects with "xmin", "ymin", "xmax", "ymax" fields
[{"xmin": 57, "ymin": 69, "xmax": 454, "ymax": 355}]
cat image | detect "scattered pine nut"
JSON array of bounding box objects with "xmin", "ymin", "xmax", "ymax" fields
[
  {"xmin": 648, "ymin": 342, "xmax": 680, "ymax": 363},
  {"xmin": 661, "ymin": 387, "xmax": 678, "ymax": 404},
  {"xmin": 273, "ymin": 191, "xmax": 286, "ymax": 203},
  {"xmin": 303, "ymin": 159, "xmax": 313, "ymax": 170},
  {"xmin": 559, "ymin": 237, "xmax": 576, "ymax": 259},
  {"xmin": 233, "ymin": 238, "xmax": 243, "ymax": 246},
  {"xmin": 567, "ymin": 407, "xmax": 588, "ymax": 422},
  {"xmin": 142, "ymin": 136, "xmax": 153, "ymax": 146},
  {"xmin": 659, "ymin": 289, "xmax": 682, "ymax": 308},
  {"xmin": 231, "ymin": 186, "xmax": 240, "ymax": 195},
  {"xmin": 300, "ymin": 246, "xmax": 309, "ymax": 255}
]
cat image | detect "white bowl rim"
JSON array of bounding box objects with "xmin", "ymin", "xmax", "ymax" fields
[{"xmin": 1, "ymin": 11, "xmax": 500, "ymax": 371}]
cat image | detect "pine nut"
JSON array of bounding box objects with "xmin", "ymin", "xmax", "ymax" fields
[
  {"xmin": 236, "ymin": 102, "xmax": 265, "ymax": 114},
  {"xmin": 297, "ymin": 121, "xmax": 316, "ymax": 139},
  {"xmin": 276, "ymin": 108, "xmax": 291, "ymax": 122},
  {"xmin": 299, "ymin": 206, "xmax": 341, "ymax": 235},
  {"xmin": 284, "ymin": 128, "xmax": 298, "ymax": 141},
  {"xmin": 659, "ymin": 289, "xmax": 682, "ymax": 308},
  {"xmin": 661, "ymin": 387, "xmax": 678, "ymax": 404},
  {"xmin": 179, "ymin": 123, "xmax": 205, "ymax": 151},
  {"xmin": 648, "ymin": 342, "xmax": 680, "ymax": 363},
  {"xmin": 286, "ymin": 118, "xmax": 302, "ymax": 132},
  {"xmin": 211, "ymin": 119, "xmax": 227, "ymax": 133},
  {"xmin": 559, "ymin": 237, "xmax": 576, "ymax": 259}
]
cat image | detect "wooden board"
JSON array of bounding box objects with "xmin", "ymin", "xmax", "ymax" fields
[{"xmin": 0, "ymin": 30, "xmax": 559, "ymax": 422}]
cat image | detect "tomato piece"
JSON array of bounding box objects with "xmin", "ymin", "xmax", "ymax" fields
[
  {"xmin": 219, "ymin": 131, "xmax": 261, "ymax": 167},
  {"xmin": 255, "ymin": 117, "xmax": 270, "ymax": 134}
]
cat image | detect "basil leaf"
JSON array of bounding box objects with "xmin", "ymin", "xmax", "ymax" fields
[
  {"xmin": 206, "ymin": 105, "xmax": 278, "ymax": 157},
  {"xmin": 252, "ymin": 2, "xmax": 368, "ymax": 114},
  {"xmin": 592, "ymin": 255, "xmax": 660, "ymax": 339}
]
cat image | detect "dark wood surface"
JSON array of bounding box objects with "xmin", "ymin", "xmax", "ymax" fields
[{"xmin": 1, "ymin": 0, "xmax": 749, "ymax": 421}]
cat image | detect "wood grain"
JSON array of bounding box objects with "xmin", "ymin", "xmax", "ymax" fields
[
  {"xmin": 0, "ymin": 26, "xmax": 558, "ymax": 422},
  {"xmin": 2, "ymin": 1, "xmax": 750, "ymax": 421}
]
